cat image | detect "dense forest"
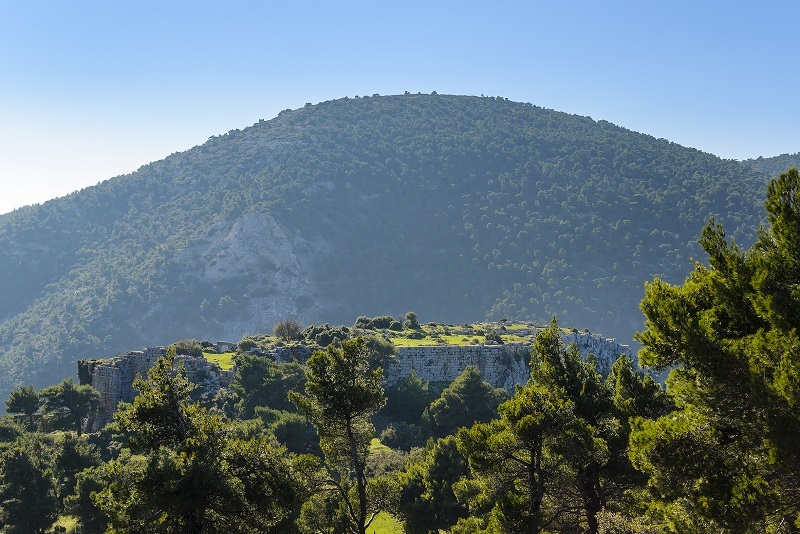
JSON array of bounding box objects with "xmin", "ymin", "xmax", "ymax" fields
[
  {"xmin": 1, "ymin": 167, "xmax": 799, "ymax": 532},
  {"xmin": 743, "ymin": 151, "xmax": 800, "ymax": 177},
  {"xmin": 0, "ymin": 93, "xmax": 780, "ymax": 407}
]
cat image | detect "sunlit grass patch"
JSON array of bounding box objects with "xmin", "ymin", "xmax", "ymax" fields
[
  {"xmin": 51, "ymin": 515, "xmax": 79, "ymax": 533},
  {"xmin": 370, "ymin": 437, "xmax": 391, "ymax": 453},
  {"xmin": 203, "ymin": 351, "xmax": 236, "ymax": 370},
  {"xmin": 370, "ymin": 511, "xmax": 404, "ymax": 533}
]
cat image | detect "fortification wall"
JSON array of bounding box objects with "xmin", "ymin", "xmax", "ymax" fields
[
  {"xmin": 389, "ymin": 344, "xmax": 530, "ymax": 390},
  {"xmin": 80, "ymin": 347, "xmax": 233, "ymax": 430},
  {"xmin": 79, "ymin": 331, "xmax": 629, "ymax": 429},
  {"xmin": 389, "ymin": 332, "xmax": 629, "ymax": 391}
]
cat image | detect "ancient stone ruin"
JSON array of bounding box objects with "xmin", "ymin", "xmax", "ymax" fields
[
  {"xmin": 78, "ymin": 330, "xmax": 628, "ymax": 431},
  {"xmin": 79, "ymin": 347, "xmax": 234, "ymax": 430},
  {"xmin": 387, "ymin": 331, "xmax": 629, "ymax": 391}
]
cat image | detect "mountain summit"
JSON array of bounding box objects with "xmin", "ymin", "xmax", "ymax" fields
[{"xmin": 0, "ymin": 93, "xmax": 772, "ymax": 399}]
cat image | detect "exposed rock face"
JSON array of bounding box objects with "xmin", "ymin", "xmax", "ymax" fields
[
  {"xmin": 79, "ymin": 347, "xmax": 233, "ymax": 431},
  {"xmin": 80, "ymin": 331, "xmax": 629, "ymax": 430},
  {"xmin": 388, "ymin": 344, "xmax": 531, "ymax": 391},
  {"xmin": 179, "ymin": 211, "xmax": 332, "ymax": 339},
  {"xmin": 262, "ymin": 344, "xmax": 314, "ymax": 363},
  {"xmin": 389, "ymin": 331, "xmax": 630, "ymax": 391},
  {"xmin": 560, "ymin": 331, "xmax": 629, "ymax": 376}
]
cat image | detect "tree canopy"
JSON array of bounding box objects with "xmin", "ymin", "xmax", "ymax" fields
[
  {"xmin": 96, "ymin": 348, "xmax": 305, "ymax": 533},
  {"xmin": 0, "ymin": 93, "xmax": 774, "ymax": 403},
  {"xmin": 632, "ymin": 168, "xmax": 800, "ymax": 531},
  {"xmin": 291, "ymin": 337, "xmax": 389, "ymax": 534}
]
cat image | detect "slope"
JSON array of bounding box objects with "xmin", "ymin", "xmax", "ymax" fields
[{"xmin": 0, "ymin": 93, "xmax": 772, "ymax": 400}]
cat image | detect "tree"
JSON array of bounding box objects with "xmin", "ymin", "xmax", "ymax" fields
[
  {"xmin": 232, "ymin": 355, "xmax": 306, "ymax": 417},
  {"xmin": 456, "ymin": 320, "xmax": 664, "ymax": 534},
  {"xmin": 39, "ymin": 379, "xmax": 99, "ymax": 435},
  {"xmin": 52, "ymin": 432, "xmax": 101, "ymax": 503},
  {"xmin": 397, "ymin": 435, "xmax": 469, "ymax": 534},
  {"xmin": 384, "ymin": 370, "xmax": 434, "ymax": 424},
  {"xmin": 5, "ymin": 385, "xmax": 40, "ymax": 431},
  {"xmin": 96, "ymin": 348, "xmax": 305, "ymax": 533},
  {"xmin": 529, "ymin": 319, "xmax": 624, "ymax": 533},
  {"xmin": 66, "ymin": 463, "xmax": 113, "ymax": 534},
  {"xmin": 113, "ymin": 348, "xmax": 198, "ymax": 450},
  {"xmin": 0, "ymin": 417, "xmax": 23, "ymax": 449},
  {"xmin": 632, "ymin": 168, "xmax": 800, "ymax": 530},
  {"xmin": 422, "ymin": 366, "xmax": 507, "ymax": 438},
  {"xmin": 403, "ymin": 311, "xmax": 420, "ymax": 330},
  {"xmin": 290, "ymin": 337, "xmax": 387, "ymax": 534},
  {"xmin": 274, "ymin": 319, "xmax": 303, "ymax": 342},
  {"xmin": 361, "ymin": 334, "xmax": 397, "ymax": 371},
  {"xmin": 457, "ymin": 379, "xmax": 575, "ymax": 534},
  {"xmin": 0, "ymin": 442, "xmax": 56, "ymax": 533}
]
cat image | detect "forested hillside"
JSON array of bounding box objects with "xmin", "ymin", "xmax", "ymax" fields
[
  {"xmin": 0, "ymin": 93, "xmax": 774, "ymax": 400},
  {"xmin": 744, "ymin": 151, "xmax": 800, "ymax": 177}
]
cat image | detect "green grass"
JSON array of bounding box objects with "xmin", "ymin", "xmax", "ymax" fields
[
  {"xmin": 202, "ymin": 351, "xmax": 236, "ymax": 370},
  {"xmin": 367, "ymin": 441, "xmax": 404, "ymax": 532},
  {"xmin": 389, "ymin": 332, "xmax": 529, "ymax": 347},
  {"xmin": 370, "ymin": 511, "xmax": 404, "ymax": 533},
  {"xmin": 500, "ymin": 333, "xmax": 530, "ymax": 343},
  {"xmin": 389, "ymin": 336, "xmax": 442, "ymax": 347},
  {"xmin": 51, "ymin": 515, "xmax": 79, "ymax": 533},
  {"xmin": 370, "ymin": 437, "xmax": 392, "ymax": 453}
]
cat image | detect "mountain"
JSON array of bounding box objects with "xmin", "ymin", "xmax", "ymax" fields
[
  {"xmin": 0, "ymin": 93, "xmax": 776, "ymax": 400},
  {"xmin": 743, "ymin": 151, "xmax": 800, "ymax": 177}
]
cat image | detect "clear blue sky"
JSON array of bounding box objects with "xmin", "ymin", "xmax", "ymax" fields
[{"xmin": 1, "ymin": 1, "xmax": 798, "ymax": 214}]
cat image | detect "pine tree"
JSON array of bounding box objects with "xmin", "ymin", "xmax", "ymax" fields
[{"xmin": 632, "ymin": 168, "xmax": 800, "ymax": 530}]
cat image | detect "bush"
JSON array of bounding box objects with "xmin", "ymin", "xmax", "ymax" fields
[
  {"xmin": 379, "ymin": 422, "xmax": 424, "ymax": 450},
  {"xmin": 273, "ymin": 319, "xmax": 303, "ymax": 342},
  {"xmin": 371, "ymin": 315, "xmax": 394, "ymax": 329},
  {"xmin": 314, "ymin": 325, "xmax": 351, "ymax": 347},
  {"xmin": 237, "ymin": 338, "xmax": 257, "ymax": 353},
  {"xmin": 484, "ymin": 330, "xmax": 504, "ymax": 345},
  {"xmin": 354, "ymin": 316, "xmax": 372, "ymax": 329},
  {"xmin": 171, "ymin": 339, "xmax": 203, "ymax": 358},
  {"xmin": 384, "ymin": 370, "xmax": 434, "ymax": 424},
  {"xmin": 354, "ymin": 315, "xmax": 395, "ymax": 330},
  {"xmin": 404, "ymin": 311, "xmax": 420, "ymax": 330},
  {"xmin": 270, "ymin": 411, "xmax": 313, "ymax": 454}
]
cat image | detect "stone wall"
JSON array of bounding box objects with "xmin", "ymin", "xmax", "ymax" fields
[
  {"xmin": 80, "ymin": 347, "xmax": 233, "ymax": 430},
  {"xmin": 80, "ymin": 331, "xmax": 628, "ymax": 429},
  {"xmin": 388, "ymin": 344, "xmax": 530, "ymax": 391},
  {"xmin": 388, "ymin": 331, "xmax": 629, "ymax": 391}
]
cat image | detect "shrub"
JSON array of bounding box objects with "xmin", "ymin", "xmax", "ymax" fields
[
  {"xmin": 404, "ymin": 311, "xmax": 420, "ymax": 330},
  {"xmin": 273, "ymin": 319, "xmax": 303, "ymax": 342},
  {"xmin": 237, "ymin": 338, "xmax": 257, "ymax": 353},
  {"xmin": 171, "ymin": 339, "xmax": 203, "ymax": 358},
  {"xmin": 485, "ymin": 330, "xmax": 504, "ymax": 345},
  {"xmin": 354, "ymin": 316, "xmax": 372, "ymax": 329},
  {"xmin": 370, "ymin": 315, "xmax": 394, "ymax": 329}
]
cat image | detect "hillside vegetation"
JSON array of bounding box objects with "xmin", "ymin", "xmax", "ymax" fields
[
  {"xmin": 4, "ymin": 160, "xmax": 800, "ymax": 534},
  {"xmin": 743, "ymin": 151, "xmax": 800, "ymax": 177},
  {"xmin": 0, "ymin": 93, "xmax": 775, "ymax": 400}
]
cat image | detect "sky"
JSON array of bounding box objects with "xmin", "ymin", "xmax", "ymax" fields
[{"xmin": 1, "ymin": 1, "xmax": 799, "ymax": 215}]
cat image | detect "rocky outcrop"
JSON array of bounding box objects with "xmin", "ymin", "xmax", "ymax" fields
[
  {"xmin": 389, "ymin": 344, "xmax": 530, "ymax": 391},
  {"xmin": 560, "ymin": 330, "xmax": 629, "ymax": 376},
  {"xmin": 179, "ymin": 211, "xmax": 332, "ymax": 339},
  {"xmin": 389, "ymin": 331, "xmax": 629, "ymax": 391},
  {"xmin": 79, "ymin": 347, "xmax": 233, "ymax": 431},
  {"xmin": 79, "ymin": 331, "xmax": 629, "ymax": 429}
]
